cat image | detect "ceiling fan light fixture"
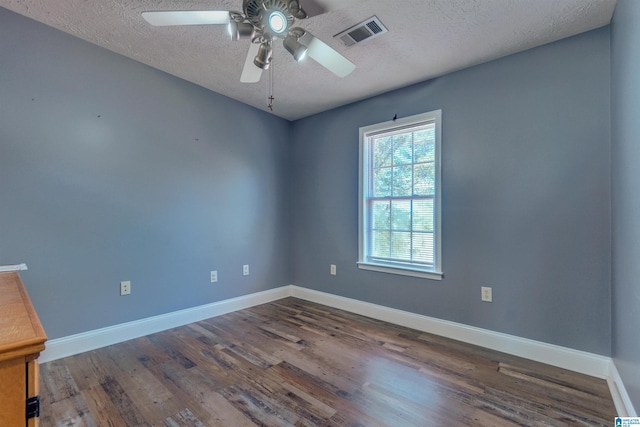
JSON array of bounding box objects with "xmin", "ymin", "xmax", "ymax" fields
[
  {"xmin": 266, "ymin": 9, "xmax": 288, "ymax": 34},
  {"xmin": 283, "ymin": 34, "xmax": 307, "ymax": 61},
  {"xmin": 228, "ymin": 19, "xmax": 254, "ymax": 40},
  {"xmin": 254, "ymin": 41, "xmax": 273, "ymax": 69}
]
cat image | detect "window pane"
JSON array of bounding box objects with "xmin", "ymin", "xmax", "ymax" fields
[
  {"xmin": 414, "ymin": 163, "xmax": 435, "ymax": 196},
  {"xmin": 412, "ymin": 232, "xmax": 434, "ymax": 264},
  {"xmin": 391, "ymin": 231, "xmax": 411, "ymax": 260},
  {"xmin": 371, "ymin": 230, "xmax": 390, "ymax": 258},
  {"xmin": 414, "ymin": 126, "xmax": 435, "ymax": 163},
  {"xmin": 414, "ymin": 140, "xmax": 435, "ymax": 163},
  {"xmin": 372, "ymin": 201, "xmax": 390, "ymax": 229},
  {"xmin": 393, "ymin": 165, "xmax": 412, "ymax": 196},
  {"xmin": 373, "ymin": 167, "xmax": 392, "ymax": 197},
  {"xmin": 412, "ymin": 199, "xmax": 434, "ymax": 232},
  {"xmin": 393, "ymin": 134, "xmax": 412, "ymax": 165},
  {"xmin": 391, "ymin": 200, "xmax": 411, "ymax": 231},
  {"xmin": 373, "ymin": 137, "xmax": 392, "ymax": 168}
]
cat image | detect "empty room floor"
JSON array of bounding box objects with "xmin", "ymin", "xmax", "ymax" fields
[{"xmin": 39, "ymin": 297, "xmax": 616, "ymax": 426}]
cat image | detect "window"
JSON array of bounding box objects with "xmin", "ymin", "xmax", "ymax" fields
[{"xmin": 358, "ymin": 110, "xmax": 442, "ymax": 280}]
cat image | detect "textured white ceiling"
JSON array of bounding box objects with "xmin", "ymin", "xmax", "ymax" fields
[{"xmin": 0, "ymin": 0, "xmax": 616, "ymax": 120}]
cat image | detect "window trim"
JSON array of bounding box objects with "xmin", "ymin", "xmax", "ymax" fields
[{"xmin": 358, "ymin": 110, "xmax": 443, "ymax": 280}]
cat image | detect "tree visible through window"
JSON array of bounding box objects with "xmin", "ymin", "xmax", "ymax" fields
[{"xmin": 358, "ymin": 110, "xmax": 442, "ymax": 279}]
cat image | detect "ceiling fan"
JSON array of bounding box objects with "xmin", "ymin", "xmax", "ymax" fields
[{"xmin": 141, "ymin": 0, "xmax": 356, "ymax": 83}]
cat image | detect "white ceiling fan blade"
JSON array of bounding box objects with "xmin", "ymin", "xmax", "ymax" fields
[
  {"xmin": 301, "ymin": 33, "xmax": 355, "ymax": 78},
  {"xmin": 240, "ymin": 43, "xmax": 263, "ymax": 83},
  {"xmin": 142, "ymin": 11, "xmax": 230, "ymax": 26}
]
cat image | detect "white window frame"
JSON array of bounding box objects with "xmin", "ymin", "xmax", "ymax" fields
[{"xmin": 358, "ymin": 110, "xmax": 443, "ymax": 280}]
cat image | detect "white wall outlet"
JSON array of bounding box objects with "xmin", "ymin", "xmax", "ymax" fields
[
  {"xmin": 481, "ymin": 286, "xmax": 493, "ymax": 302},
  {"xmin": 120, "ymin": 280, "xmax": 131, "ymax": 296},
  {"xmin": 330, "ymin": 264, "xmax": 337, "ymax": 275},
  {"xmin": 210, "ymin": 270, "xmax": 218, "ymax": 283},
  {"xmin": 243, "ymin": 264, "xmax": 249, "ymax": 276}
]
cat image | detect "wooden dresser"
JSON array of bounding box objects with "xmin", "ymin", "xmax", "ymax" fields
[{"xmin": 0, "ymin": 271, "xmax": 47, "ymax": 427}]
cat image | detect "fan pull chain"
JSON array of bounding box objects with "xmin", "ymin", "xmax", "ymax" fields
[{"xmin": 267, "ymin": 60, "xmax": 274, "ymax": 111}]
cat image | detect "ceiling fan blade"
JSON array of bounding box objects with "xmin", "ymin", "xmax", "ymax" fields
[
  {"xmin": 300, "ymin": 33, "xmax": 355, "ymax": 78},
  {"xmin": 142, "ymin": 11, "xmax": 230, "ymax": 26},
  {"xmin": 240, "ymin": 43, "xmax": 263, "ymax": 83}
]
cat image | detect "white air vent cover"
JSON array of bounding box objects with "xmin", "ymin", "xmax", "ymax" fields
[{"xmin": 334, "ymin": 16, "xmax": 388, "ymax": 47}]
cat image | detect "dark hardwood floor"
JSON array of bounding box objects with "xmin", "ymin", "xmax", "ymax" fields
[{"xmin": 39, "ymin": 297, "xmax": 616, "ymax": 426}]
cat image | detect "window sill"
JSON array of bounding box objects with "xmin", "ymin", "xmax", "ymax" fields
[{"xmin": 357, "ymin": 262, "xmax": 443, "ymax": 280}]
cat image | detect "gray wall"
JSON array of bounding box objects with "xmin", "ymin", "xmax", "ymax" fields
[
  {"xmin": 0, "ymin": 5, "xmax": 617, "ymax": 362},
  {"xmin": 0, "ymin": 8, "xmax": 291, "ymax": 340},
  {"xmin": 291, "ymin": 27, "xmax": 611, "ymax": 355},
  {"xmin": 612, "ymin": 0, "xmax": 640, "ymax": 412}
]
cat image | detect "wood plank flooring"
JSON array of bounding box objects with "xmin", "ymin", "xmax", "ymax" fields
[{"xmin": 39, "ymin": 297, "xmax": 616, "ymax": 426}]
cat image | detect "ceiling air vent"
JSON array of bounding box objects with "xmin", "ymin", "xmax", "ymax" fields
[{"xmin": 334, "ymin": 16, "xmax": 388, "ymax": 47}]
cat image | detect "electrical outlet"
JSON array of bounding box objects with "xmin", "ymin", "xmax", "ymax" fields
[
  {"xmin": 330, "ymin": 264, "xmax": 336, "ymax": 275},
  {"xmin": 481, "ymin": 286, "xmax": 492, "ymax": 302},
  {"xmin": 120, "ymin": 281, "xmax": 131, "ymax": 296},
  {"xmin": 210, "ymin": 270, "xmax": 218, "ymax": 283},
  {"xmin": 243, "ymin": 264, "xmax": 249, "ymax": 276}
]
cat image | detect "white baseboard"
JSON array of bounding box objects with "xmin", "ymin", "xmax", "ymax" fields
[
  {"xmin": 41, "ymin": 283, "xmax": 633, "ymax": 416},
  {"xmin": 40, "ymin": 286, "xmax": 290, "ymax": 363},
  {"xmin": 607, "ymin": 359, "xmax": 638, "ymax": 416}
]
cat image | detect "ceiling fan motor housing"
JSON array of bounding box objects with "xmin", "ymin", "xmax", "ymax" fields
[{"xmin": 243, "ymin": 0, "xmax": 298, "ymax": 38}]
